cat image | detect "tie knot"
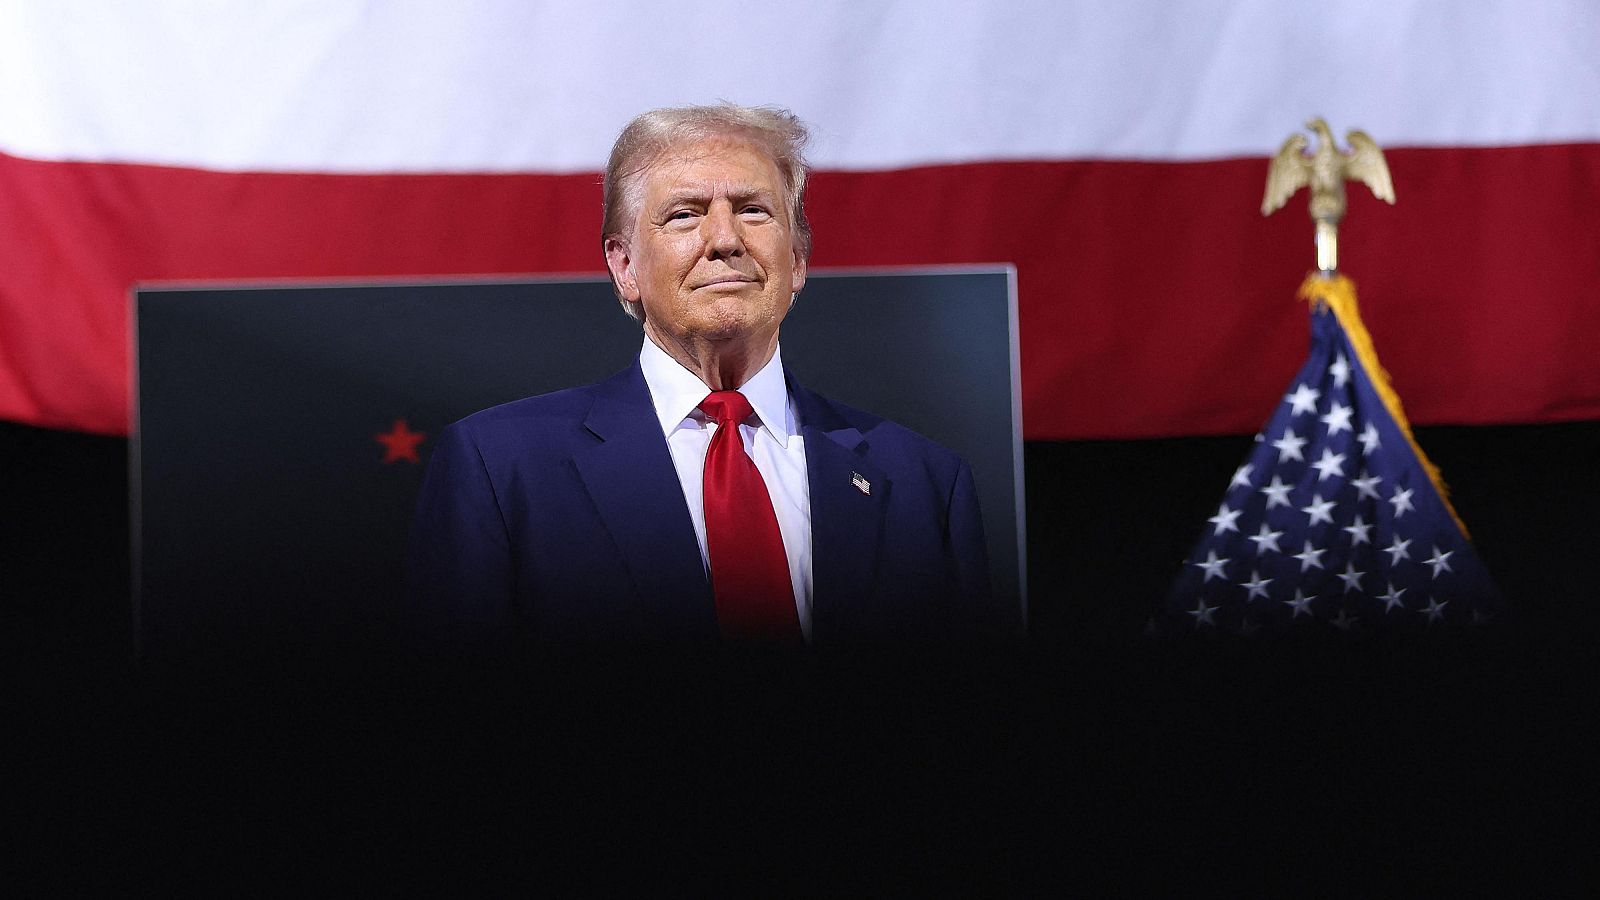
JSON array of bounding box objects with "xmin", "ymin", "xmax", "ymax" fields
[{"xmin": 699, "ymin": 390, "xmax": 754, "ymax": 425}]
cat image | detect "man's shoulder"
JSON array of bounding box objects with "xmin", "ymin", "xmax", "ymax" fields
[
  {"xmin": 454, "ymin": 382, "xmax": 601, "ymax": 430},
  {"xmin": 443, "ymin": 365, "xmax": 639, "ymax": 454},
  {"xmin": 792, "ymin": 382, "xmax": 965, "ymax": 472}
]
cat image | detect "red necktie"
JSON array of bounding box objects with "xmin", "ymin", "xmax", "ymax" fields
[{"xmin": 698, "ymin": 391, "xmax": 802, "ymax": 641}]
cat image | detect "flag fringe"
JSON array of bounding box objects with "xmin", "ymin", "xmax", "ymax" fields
[{"xmin": 1298, "ymin": 273, "xmax": 1470, "ymax": 538}]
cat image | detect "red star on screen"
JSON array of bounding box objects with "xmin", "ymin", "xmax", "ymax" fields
[{"xmin": 376, "ymin": 418, "xmax": 426, "ymax": 464}]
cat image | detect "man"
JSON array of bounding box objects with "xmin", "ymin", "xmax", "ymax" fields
[{"xmin": 408, "ymin": 104, "xmax": 992, "ymax": 646}]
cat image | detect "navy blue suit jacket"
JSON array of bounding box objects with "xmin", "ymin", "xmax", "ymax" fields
[{"xmin": 407, "ymin": 361, "xmax": 993, "ymax": 646}]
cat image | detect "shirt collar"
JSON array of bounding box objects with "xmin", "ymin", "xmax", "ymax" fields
[{"xmin": 638, "ymin": 336, "xmax": 794, "ymax": 444}]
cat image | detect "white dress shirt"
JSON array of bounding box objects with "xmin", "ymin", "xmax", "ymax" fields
[{"xmin": 637, "ymin": 337, "xmax": 814, "ymax": 640}]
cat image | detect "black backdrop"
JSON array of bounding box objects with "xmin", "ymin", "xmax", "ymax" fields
[{"xmin": 7, "ymin": 418, "xmax": 1597, "ymax": 890}]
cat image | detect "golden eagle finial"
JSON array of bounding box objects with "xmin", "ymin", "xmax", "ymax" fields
[{"xmin": 1262, "ymin": 117, "xmax": 1395, "ymax": 272}]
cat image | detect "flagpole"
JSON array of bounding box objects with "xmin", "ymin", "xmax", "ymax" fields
[
  {"xmin": 1315, "ymin": 221, "xmax": 1338, "ymax": 274},
  {"xmin": 1156, "ymin": 120, "xmax": 1503, "ymax": 635}
]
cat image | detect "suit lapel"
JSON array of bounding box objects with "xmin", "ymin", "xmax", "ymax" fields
[
  {"xmin": 572, "ymin": 363, "xmax": 718, "ymax": 639},
  {"xmin": 790, "ymin": 376, "xmax": 888, "ymax": 638}
]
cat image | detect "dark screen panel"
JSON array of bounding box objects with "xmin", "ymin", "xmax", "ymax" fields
[{"xmin": 134, "ymin": 269, "xmax": 1022, "ymax": 655}]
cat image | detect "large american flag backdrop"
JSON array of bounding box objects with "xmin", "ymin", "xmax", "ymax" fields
[{"xmin": 2, "ymin": 1, "xmax": 1598, "ymax": 440}]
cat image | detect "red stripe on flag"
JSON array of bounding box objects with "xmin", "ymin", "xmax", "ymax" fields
[
  {"xmin": 0, "ymin": 154, "xmax": 602, "ymax": 433},
  {"xmin": 3, "ymin": 145, "xmax": 1598, "ymax": 438},
  {"xmin": 811, "ymin": 145, "xmax": 1600, "ymax": 438}
]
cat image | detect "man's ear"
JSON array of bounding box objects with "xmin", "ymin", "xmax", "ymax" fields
[
  {"xmin": 604, "ymin": 236, "xmax": 640, "ymax": 302},
  {"xmin": 790, "ymin": 249, "xmax": 807, "ymax": 295}
]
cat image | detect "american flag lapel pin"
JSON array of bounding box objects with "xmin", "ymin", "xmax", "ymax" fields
[{"xmin": 851, "ymin": 472, "xmax": 871, "ymax": 495}]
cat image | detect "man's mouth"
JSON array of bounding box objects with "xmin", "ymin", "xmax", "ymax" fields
[{"xmin": 695, "ymin": 275, "xmax": 758, "ymax": 289}]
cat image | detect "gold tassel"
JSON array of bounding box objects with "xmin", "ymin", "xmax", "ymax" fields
[{"xmin": 1298, "ymin": 273, "xmax": 1469, "ymax": 538}]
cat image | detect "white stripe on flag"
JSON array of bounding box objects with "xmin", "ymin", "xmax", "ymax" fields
[{"xmin": 2, "ymin": 0, "xmax": 1598, "ymax": 172}]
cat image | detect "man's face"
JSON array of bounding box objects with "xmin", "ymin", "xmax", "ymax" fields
[{"xmin": 608, "ymin": 138, "xmax": 806, "ymax": 352}]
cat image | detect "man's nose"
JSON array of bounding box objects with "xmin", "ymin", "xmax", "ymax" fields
[{"xmin": 701, "ymin": 202, "xmax": 744, "ymax": 259}]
